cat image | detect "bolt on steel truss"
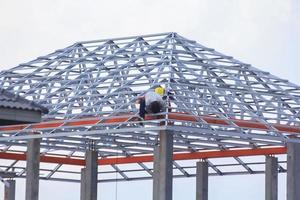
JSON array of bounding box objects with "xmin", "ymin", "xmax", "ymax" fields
[{"xmin": 0, "ymin": 32, "xmax": 299, "ymax": 182}]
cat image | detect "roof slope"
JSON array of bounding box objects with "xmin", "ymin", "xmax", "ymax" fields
[{"xmin": 0, "ymin": 32, "xmax": 299, "ymax": 123}]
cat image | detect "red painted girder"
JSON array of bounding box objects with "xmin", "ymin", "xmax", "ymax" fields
[{"xmin": 0, "ymin": 147, "xmax": 287, "ymax": 166}]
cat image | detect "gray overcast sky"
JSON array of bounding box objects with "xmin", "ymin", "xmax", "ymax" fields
[{"xmin": 0, "ymin": 0, "xmax": 299, "ymax": 199}]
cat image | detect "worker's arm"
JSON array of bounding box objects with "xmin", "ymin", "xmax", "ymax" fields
[
  {"xmin": 138, "ymin": 96, "xmax": 146, "ymax": 119},
  {"xmin": 162, "ymin": 91, "xmax": 174, "ymax": 100}
]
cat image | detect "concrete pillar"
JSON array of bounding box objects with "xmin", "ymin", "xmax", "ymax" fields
[
  {"xmin": 265, "ymin": 156, "xmax": 278, "ymax": 200},
  {"xmin": 196, "ymin": 161, "xmax": 208, "ymax": 200},
  {"xmin": 153, "ymin": 145, "xmax": 160, "ymax": 200},
  {"xmin": 85, "ymin": 149, "xmax": 98, "ymax": 200},
  {"xmin": 4, "ymin": 180, "xmax": 15, "ymax": 200},
  {"xmin": 80, "ymin": 168, "xmax": 86, "ymax": 200},
  {"xmin": 287, "ymin": 142, "xmax": 300, "ymax": 200},
  {"xmin": 158, "ymin": 130, "xmax": 173, "ymax": 200},
  {"xmin": 25, "ymin": 135, "xmax": 41, "ymax": 200}
]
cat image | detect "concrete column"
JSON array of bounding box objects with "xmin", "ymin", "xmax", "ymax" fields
[
  {"xmin": 287, "ymin": 142, "xmax": 300, "ymax": 200},
  {"xmin": 80, "ymin": 168, "xmax": 86, "ymax": 200},
  {"xmin": 85, "ymin": 149, "xmax": 98, "ymax": 200},
  {"xmin": 158, "ymin": 130, "xmax": 173, "ymax": 200},
  {"xmin": 196, "ymin": 161, "xmax": 208, "ymax": 200},
  {"xmin": 4, "ymin": 180, "xmax": 15, "ymax": 200},
  {"xmin": 153, "ymin": 145, "xmax": 160, "ymax": 200},
  {"xmin": 265, "ymin": 156, "xmax": 278, "ymax": 200},
  {"xmin": 25, "ymin": 135, "xmax": 41, "ymax": 200}
]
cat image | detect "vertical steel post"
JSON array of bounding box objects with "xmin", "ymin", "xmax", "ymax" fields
[
  {"xmin": 85, "ymin": 142, "xmax": 98, "ymax": 200},
  {"xmin": 196, "ymin": 161, "xmax": 208, "ymax": 200},
  {"xmin": 80, "ymin": 168, "xmax": 86, "ymax": 200},
  {"xmin": 4, "ymin": 180, "xmax": 15, "ymax": 200},
  {"xmin": 287, "ymin": 143, "xmax": 300, "ymax": 200},
  {"xmin": 158, "ymin": 130, "xmax": 173, "ymax": 200},
  {"xmin": 153, "ymin": 145, "xmax": 160, "ymax": 200},
  {"xmin": 25, "ymin": 134, "xmax": 40, "ymax": 200},
  {"xmin": 265, "ymin": 156, "xmax": 278, "ymax": 200}
]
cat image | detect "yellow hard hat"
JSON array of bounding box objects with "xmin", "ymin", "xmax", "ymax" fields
[{"xmin": 155, "ymin": 87, "xmax": 164, "ymax": 96}]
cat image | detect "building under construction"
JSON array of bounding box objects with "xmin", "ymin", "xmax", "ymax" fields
[{"xmin": 0, "ymin": 32, "xmax": 299, "ymax": 200}]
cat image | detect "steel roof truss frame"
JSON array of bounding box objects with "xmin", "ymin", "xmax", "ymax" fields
[{"xmin": 0, "ymin": 32, "xmax": 300, "ymax": 181}]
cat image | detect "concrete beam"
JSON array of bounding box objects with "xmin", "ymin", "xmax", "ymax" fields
[
  {"xmin": 265, "ymin": 156, "xmax": 278, "ymax": 200},
  {"xmin": 0, "ymin": 172, "xmax": 17, "ymax": 179},
  {"xmin": 196, "ymin": 161, "xmax": 208, "ymax": 200},
  {"xmin": 287, "ymin": 143, "xmax": 300, "ymax": 200},
  {"xmin": 158, "ymin": 130, "xmax": 173, "ymax": 200},
  {"xmin": 4, "ymin": 180, "xmax": 15, "ymax": 200},
  {"xmin": 80, "ymin": 168, "xmax": 86, "ymax": 200},
  {"xmin": 85, "ymin": 149, "xmax": 98, "ymax": 200},
  {"xmin": 25, "ymin": 135, "xmax": 41, "ymax": 200},
  {"xmin": 0, "ymin": 107, "xmax": 42, "ymax": 124}
]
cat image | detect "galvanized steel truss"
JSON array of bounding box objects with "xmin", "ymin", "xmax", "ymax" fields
[{"xmin": 0, "ymin": 32, "xmax": 299, "ymax": 182}]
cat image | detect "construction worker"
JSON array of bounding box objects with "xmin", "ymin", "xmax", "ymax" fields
[{"xmin": 138, "ymin": 86, "xmax": 166, "ymax": 119}]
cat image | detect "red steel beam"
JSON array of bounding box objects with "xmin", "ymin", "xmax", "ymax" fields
[
  {"xmin": 168, "ymin": 113, "xmax": 300, "ymax": 134},
  {"xmin": 0, "ymin": 113, "xmax": 299, "ymax": 134},
  {"xmin": 0, "ymin": 147, "xmax": 287, "ymax": 166}
]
